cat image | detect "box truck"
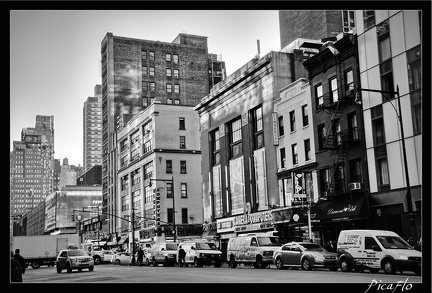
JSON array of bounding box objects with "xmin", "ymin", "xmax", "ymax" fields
[{"xmin": 11, "ymin": 234, "xmax": 79, "ymax": 269}]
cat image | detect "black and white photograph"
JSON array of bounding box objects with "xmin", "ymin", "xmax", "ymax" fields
[{"xmin": 7, "ymin": 3, "xmax": 430, "ymax": 293}]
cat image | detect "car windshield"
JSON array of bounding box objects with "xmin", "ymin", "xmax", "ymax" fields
[
  {"xmin": 166, "ymin": 243, "xmax": 178, "ymax": 251},
  {"xmin": 67, "ymin": 249, "xmax": 88, "ymax": 257},
  {"xmin": 301, "ymin": 243, "xmax": 325, "ymax": 251},
  {"xmin": 376, "ymin": 236, "xmax": 412, "ymax": 249},
  {"xmin": 196, "ymin": 242, "xmax": 217, "ymax": 250},
  {"xmin": 257, "ymin": 237, "xmax": 281, "ymax": 246}
]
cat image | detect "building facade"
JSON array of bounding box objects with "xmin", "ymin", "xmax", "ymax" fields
[
  {"xmin": 83, "ymin": 85, "xmax": 102, "ymax": 172},
  {"xmin": 10, "ymin": 115, "xmax": 55, "ymax": 217},
  {"xmin": 100, "ymin": 32, "xmax": 224, "ymax": 236},
  {"xmin": 355, "ymin": 10, "xmax": 422, "ymax": 245},
  {"xmin": 115, "ymin": 103, "xmax": 203, "ymax": 249}
]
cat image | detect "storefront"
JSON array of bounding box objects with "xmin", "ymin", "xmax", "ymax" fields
[{"xmin": 313, "ymin": 193, "xmax": 371, "ymax": 251}]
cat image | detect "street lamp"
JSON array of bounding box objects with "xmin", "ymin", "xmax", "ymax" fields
[
  {"xmin": 357, "ymin": 85, "xmax": 418, "ymax": 248},
  {"xmin": 147, "ymin": 176, "xmax": 176, "ymax": 242}
]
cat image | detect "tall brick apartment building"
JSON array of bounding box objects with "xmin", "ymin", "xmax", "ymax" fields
[{"xmin": 100, "ymin": 32, "xmax": 225, "ymax": 237}]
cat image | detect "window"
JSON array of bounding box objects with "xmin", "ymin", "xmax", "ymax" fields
[
  {"xmin": 166, "ymin": 68, "xmax": 172, "ymax": 77},
  {"xmin": 253, "ymin": 107, "xmax": 264, "ymax": 149},
  {"xmin": 144, "ymin": 162, "xmax": 153, "ymax": 204},
  {"xmin": 120, "ymin": 155, "xmax": 128, "ymax": 167},
  {"xmin": 142, "ymin": 81, "xmax": 148, "ymax": 92},
  {"xmin": 316, "ymin": 84, "xmax": 323, "ymax": 107},
  {"xmin": 212, "ymin": 129, "xmax": 220, "ymax": 166},
  {"xmin": 181, "ymin": 183, "xmax": 187, "ymax": 198},
  {"xmin": 167, "ymin": 208, "xmax": 173, "ymax": 224},
  {"xmin": 342, "ymin": 10, "xmax": 355, "ymax": 32},
  {"xmin": 375, "ymin": 145, "xmax": 390, "ymax": 189},
  {"xmin": 166, "ymin": 160, "xmax": 172, "ymax": 174},
  {"xmin": 142, "ymin": 97, "xmax": 148, "ymax": 107},
  {"xmin": 371, "ymin": 105, "xmax": 385, "ymax": 145},
  {"xmin": 121, "ymin": 194, "xmax": 128, "ymax": 212},
  {"xmin": 320, "ymin": 168, "xmax": 330, "ymax": 196},
  {"xmin": 335, "ymin": 164, "xmax": 345, "ymax": 194},
  {"xmin": 280, "ymin": 148, "xmax": 286, "ymax": 168},
  {"xmin": 407, "ymin": 45, "xmax": 421, "ymax": 135},
  {"xmin": 318, "ymin": 124, "xmax": 326, "ymax": 150},
  {"xmin": 363, "ymin": 10, "xmax": 375, "ymax": 31},
  {"xmin": 142, "ymin": 66, "xmax": 148, "ymax": 76},
  {"xmin": 149, "ymin": 67, "xmax": 155, "ymax": 76},
  {"xmin": 143, "ymin": 121, "xmax": 152, "ymax": 154},
  {"xmin": 142, "ymin": 50, "xmax": 147, "ymax": 60},
  {"xmin": 365, "ymin": 237, "xmax": 380, "ymax": 250},
  {"xmin": 180, "ymin": 160, "xmax": 186, "ymax": 174},
  {"xmin": 230, "ymin": 118, "xmax": 242, "ymax": 158},
  {"xmin": 348, "ymin": 112, "xmax": 359, "ymax": 141},
  {"xmin": 173, "ymin": 54, "xmax": 179, "ymax": 64},
  {"xmin": 289, "ymin": 110, "xmax": 296, "ymax": 132},
  {"xmin": 304, "ymin": 139, "xmax": 311, "ymax": 161},
  {"xmin": 132, "ymin": 169, "xmax": 141, "ymax": 186},
  {"xmin": 174, "ymin": 84, "xmax": 180, "ymax": 93},
  {"xmin": 330, "ymin": 77, "xmax": 338, "ymax": 103},
  {"xmin": 179, "ymin": 118, "xmax": 185, "ymax": 130},
  {"xmin": 130, "ymin": 147, "xmax": 140, "ymax": 161},
  {"xmin": 278, "ymin": 116, "xmax": 284, "ymax": 136},
  {"xmin": 334, "ymin": 119, "xmax": 342, "ymax": 145},
  {"xmin": 167, "ymin": 98, "xmax": 173, "ymax": 104},
  {"xmin": 180, "ymin": 136, "xmax": 186, "ymax": 149},
  {"xmin": 378, "ymin": 20, "xmax": 394, "ymax": 99},
  {"xmin": 345, "ymin": 69, "xmax": 354, "ymax": 93},
  {"xmin": 181, "ymin": 208, "xmax": 188, "ymax": 224},
  {"xmin": 131, "ymin": 131, "xmax": 140, "ymax": 146},
  {"xmin": 292, "ymin": 144, "xmax": 298, "ymax": 165},
  {"xmin": 149, "ymin": 51, "xmax": 155, "ymax": 61},
  {"xmin": 166, "ymin": 183, "xmax": 173, "ymax": 198},
  {"xmin": 349, "ymin": 158, "xmax": 363, "ymax": 183},
  {"xmin": 150, "ymin": 82, "xmax": 156, "ymax": 92},
  {"xmin": 174, "ymin": 99, "xmax": 180, "ymax": 105},
  {"xmin": 121, "ymin": 175, "xmax": 129, "ymax": 191},
  {"xmin": 166, "ymin": 83, "xmax": 172, "ymax": 93},
  {"xmin": 165, "ymin": 53, "xmax": 171, "ymax": 62},
  {"xmin": 120, "ymin": 139, "xmax": 128, "ymax": 152},
  {"xmin": 173, "ymin": 69, "xmax": 179, "ymax": 78},
  {"xmin": 302, "ymin": 105, "xmax": 309, "ymax": 127}
]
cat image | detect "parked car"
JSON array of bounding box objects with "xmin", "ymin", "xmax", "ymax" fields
[
  {"xmin": 111, "ymin": 251, "xmax": 133, "ymax": 265},
  {"xmin": 150, "ymin": 242, "xmax": 178, "ymax": 267},
  {"xmin": 101, "ymin": 250, "xmax": 115, "ymax": 263},
  {"xmin": 273, "ymin": 242, "xmax": 338, "ymax": 271},
  {"xmin": 56, "ymin": 248, "xmax": 94, "ymax": 273}
]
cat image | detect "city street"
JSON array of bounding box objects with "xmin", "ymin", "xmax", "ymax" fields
[{"xmin": 19, "ymin": 263, "xmax": 423, "ymax": 290}]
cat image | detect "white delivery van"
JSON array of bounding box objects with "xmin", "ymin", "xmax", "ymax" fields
[
  {"xmin": 177, "ymin": 239, "xmax": 223, "ymax": 267},
  {"xmin": 337, "ymin": 230, "xmax": 421, "ymax": 275},
  {"xmin": 150, "ymin": 242, "xmax": 178, "ymax": 267},
  {"xmin": 226, "ymin": 232, "xmax": 282, "ymax": 269}
]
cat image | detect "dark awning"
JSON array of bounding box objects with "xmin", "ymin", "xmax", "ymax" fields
[
  {"xmin": 272, "ymin": 206, "xmax": 320, "ymax": 226},
  {"xmin": 315, "ymin": 194, "xmax": 370, "ymax": 223}
]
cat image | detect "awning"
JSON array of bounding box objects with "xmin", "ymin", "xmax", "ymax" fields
[
  {"xmin": 315, "ymin": 194, "xmax": 370, "ymax": 223},
  {"xmin": 118, "ymin": 235, "xmax": 129, "ymax": 245},
  {"xmin": 272, "ymin": 206, "xmax": 319, "ymax": 226}
]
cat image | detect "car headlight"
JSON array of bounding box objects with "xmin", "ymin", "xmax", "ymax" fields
[
  {"xmin": 313, "ymin": 254, "xmax": 325, "ymax": 261},
  {"xmin": 399, "ymin": 254, "xmax": 408, "ymax": 260}
]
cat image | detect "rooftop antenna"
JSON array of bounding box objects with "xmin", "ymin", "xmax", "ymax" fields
[{"xmin": 255, "ymin": 39, "xmax": 260, "ymax": 60}]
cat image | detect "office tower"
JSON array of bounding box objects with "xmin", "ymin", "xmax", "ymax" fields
[
  {"xmin": 83, "ymin": 85, "xmax": 102, "ymax": 172},
  {"xmin": 10, "ymin": 115, "xmax": 54, "ymax": 217}
]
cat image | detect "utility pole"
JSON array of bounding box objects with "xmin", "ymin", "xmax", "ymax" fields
[{"xmin": 131, "ymin": 206, "xmax": 135, "ymax": 263}]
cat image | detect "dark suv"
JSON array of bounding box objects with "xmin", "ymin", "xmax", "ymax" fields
[{"xmin": 56, "ymin": 248, "xmax": 94, "ymax": 273}]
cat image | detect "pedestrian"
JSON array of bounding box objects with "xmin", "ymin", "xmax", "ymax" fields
[
  {"xmin": 137, "ymin": 247, "xmax": 144, "ymax": 267},
  {"xmin": 11, "ymin": 251, "xmax": 22, "ymax": 282},
  {"xmin": 14, "ymin": 249, "xmax": 26, "ymax": 275},
  {"xmin": 178, "ymin": 245, "xmax": 186, "ymax": 267}
]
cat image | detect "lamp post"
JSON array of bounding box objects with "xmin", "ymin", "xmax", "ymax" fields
[
  {"xmin": 357, "ymin": 85, "xmax": 418, "ymax": 249},
  {"xmin": 148, "ymin": 176, "xmax": 176, "ymax": 242},
  {"xmin": 131, "ymin": 206, "xmax": 136, "ymax": 263}
]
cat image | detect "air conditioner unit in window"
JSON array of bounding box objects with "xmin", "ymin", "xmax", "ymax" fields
[{"xmin": 349, "ymin": 182, "xmax": 361, "ymax": 190}]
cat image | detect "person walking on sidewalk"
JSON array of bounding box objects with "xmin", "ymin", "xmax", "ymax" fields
[
  {"xmin": 11, "ymin": 251, "xmax": 23, "ymax": 282},
  {"xmin": 178, "ymin": 246, "xmax": 186, "ymax": 267},
  {"xmin": 137, "ymin": 247, "xmax": 144, "ymax": 267},
  {"xmin": 14, "ymin": 249, "xmax": 26, "ymax": 275}
]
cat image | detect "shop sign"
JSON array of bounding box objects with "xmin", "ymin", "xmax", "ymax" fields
[
  {"xmin": 217, "ymin": 218, "xmax": 234, "ymax": 233},
  {"xmin": 233, "ymin": 210, "xmax": 273, "ymax": 232},
  {"xmin": 235, "ymin": 222, "xmax": 273, "ymax": 233}
]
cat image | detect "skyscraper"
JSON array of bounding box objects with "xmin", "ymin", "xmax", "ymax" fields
[
  {"xmin": 10, "ymin": 115, "xmax": 54, "ymax": 217},
  {"xmin": 83, "ymin": 85, "xmax": 102, "ymax": 172}
]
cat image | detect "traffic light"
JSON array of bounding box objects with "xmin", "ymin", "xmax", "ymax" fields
[{"xmin": 71, "ymin": 211, "xmax": 75, "ymax": 222}]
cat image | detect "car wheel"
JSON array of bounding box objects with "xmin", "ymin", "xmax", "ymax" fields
[
  {"xmin": 89, "ymin": 266, "xmax": 94, "ymax": 272},
  {"xmin": 275, "ymin": 257, "xmax": 284, "ymax": 269},
  {"xmin": 339, "ymin": 258, "xmax": 352, "ymax": 272},
  {"xmin": 254, "ymin": 257, "xmax": 267, "ymax": 269},
  {"xmin": 116, "ymin": 259, "xmax": 121, "ymax": 265},
  {"xmin": 229, "ymin": 256, "xmax": 237, "ymax": 268},
  {"xmin": 301, "ymin": 258, "xmax": 312, "ymax": 270},
  {"xmin": 56, "ymin": 263, "xmax": 62, "ymax": 274},
  {"xmin": 66, "ymin": 263, "xmax": 72, "ymax": 273},
  {"xmin": 94, "ymin": 256, "xmax": 101, "ymax": 265},
  {"xmin": 383, "ymin": 259, "xmax": 396, "ymax": 275},
  {"xmin": 31, "ymin": 260, "xmax": 41, "ymax": 269}
]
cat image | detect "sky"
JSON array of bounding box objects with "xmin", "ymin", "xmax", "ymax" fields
[{"xmin": 10, "ymin": 10, "xmax": 281, "ymax": 166}]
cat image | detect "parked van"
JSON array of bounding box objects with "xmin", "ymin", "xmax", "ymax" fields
[
  {"xmin": 337, "ymin": 230, "xmax": 421, "ymax": 275},
  {"xmin": 150, "ymin": 242, "xmax": 178, "ymax": 267},
  {"xmin": 177, "ymin": 239, "xmax": 223, "ymax": 267},
  {"xmin": 226, "ymin": 232, "xmax": 282, "ymax": 269}
]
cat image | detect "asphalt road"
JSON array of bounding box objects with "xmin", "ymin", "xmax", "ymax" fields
[{"xmin": 14, "ymin": 262, "xmax": 427, "ymax": 292}]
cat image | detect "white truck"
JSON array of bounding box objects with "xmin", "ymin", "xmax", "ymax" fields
[
  {"xmin": 82, "ymin": 241, "xmax": 109, "ymax": 265},
  {"xmin": 11, "ymin": 234, "xmax": 79, "ymax": 269}
]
